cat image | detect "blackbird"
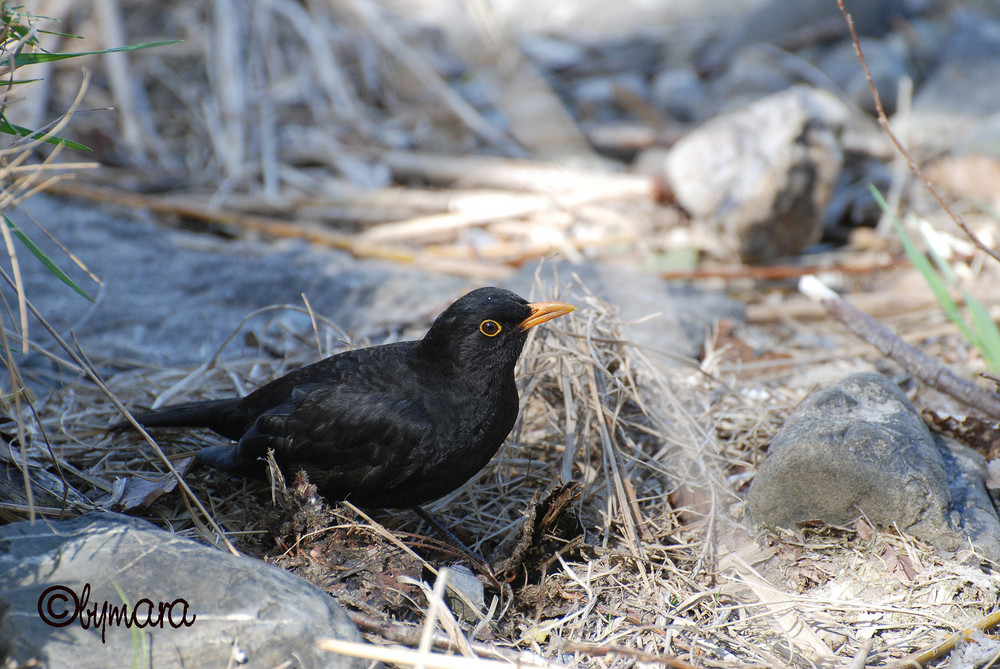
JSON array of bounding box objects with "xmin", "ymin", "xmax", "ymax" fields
[{"xmin": 122, "ymin": 287, "xmax": 574, "ymax": 509}]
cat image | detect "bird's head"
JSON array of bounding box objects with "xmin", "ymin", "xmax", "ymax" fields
[{"xmin": 419, "ymin": 287, "xmax": 575, "ymax": 374}]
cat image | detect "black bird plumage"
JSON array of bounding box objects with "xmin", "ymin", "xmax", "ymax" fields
[{"xmin": 122, "ymin": 287, "xmax": 574, "ymax": 509}]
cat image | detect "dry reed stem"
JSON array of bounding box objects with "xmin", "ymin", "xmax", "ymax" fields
[
  {"xmin": 433, "ymin": 0, "xmax": 600, "ymax": 165},
  {"xmin": 94, "ymin": 0, "xmax": 147, "ymax": 160}
]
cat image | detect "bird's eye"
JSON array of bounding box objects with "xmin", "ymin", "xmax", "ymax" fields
[{"xmin": 479, "ymin": 319, "xmax": 502, "ymax": 337}]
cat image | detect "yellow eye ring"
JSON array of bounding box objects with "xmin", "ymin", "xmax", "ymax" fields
[{"xmin": 479, "ymin": 319, "xmax": 502, "ymax": 337}]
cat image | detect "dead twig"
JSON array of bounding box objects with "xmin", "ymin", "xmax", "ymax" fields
[
  {"xmin": 349, "ymin": 610, "xmax": 508, "ymax": 659},
  {"xmin": 889, "ymin": 610, "xmax": 1000, "ymax": 668},
  {"xmin": 846, "ymin": 639, "xmax": 873, "ymax": 669}
]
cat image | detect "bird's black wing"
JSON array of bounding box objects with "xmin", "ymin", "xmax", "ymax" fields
[{"xmin": 237, "ymin": 381, "xmax": 440, "ymax": 502}]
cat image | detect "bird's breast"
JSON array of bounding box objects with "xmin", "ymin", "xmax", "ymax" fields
[{"xmin": 422, "ymin": 377, "xmax": 517, "ymax": 459}]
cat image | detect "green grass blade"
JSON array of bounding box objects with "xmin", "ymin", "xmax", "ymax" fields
[
  {"xmin": 36, "ymin": 29, "xmax": 84, "ymax": 39},
  {"xmin": 13, "ymin": 40, "xmax": 180, "ymax": 66},
  {"xmin": 111, "ymin": 582, "xmax": 145, "ymax": 669},
  {"xmin": 4, "ymin": 215, "xmax": 94, "ymax": 302},
  {"xmin": 912, "ymin": 220, "xmax": 999, "ymax": 360},
  {"xmin": 965, "ymin": 294, "xmax": 1000, "ymax": 373},
  {"xmin": 868, "ymin": 184, "xmax": 979, "ymax": 344},
  {"xmin": 0, "ymin": 116, "xmax": 90, "ymax": 150},
  {"xmin": 897, "ymin": 219, "xmax": 975, "ymax": 342}
]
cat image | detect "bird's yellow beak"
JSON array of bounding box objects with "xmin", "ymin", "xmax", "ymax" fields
[{"xmin": 519, "ymin": 301, "xmax": 576, "ymax": 331}]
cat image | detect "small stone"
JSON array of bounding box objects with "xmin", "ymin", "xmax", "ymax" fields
[{"xmin": 442, "ymin": 565, "xmax": 486, "ymax": 623}]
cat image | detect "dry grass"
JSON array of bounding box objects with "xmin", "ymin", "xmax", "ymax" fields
[{"xmin": 1, "ymin": 272, "xmax": 997, "ymax": 668}]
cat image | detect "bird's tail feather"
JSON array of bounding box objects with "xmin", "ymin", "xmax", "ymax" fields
[{"xmin": 117, "ymin": 398, "xmax": 246, "ymax": 440}]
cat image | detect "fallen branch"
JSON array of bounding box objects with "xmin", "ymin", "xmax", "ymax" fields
[{"xmin": 44, "ymin": 179, "xmax": 638, "ymax": 274}]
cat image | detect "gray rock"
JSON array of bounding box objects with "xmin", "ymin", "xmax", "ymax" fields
[
  {"xmin": 0, "ymin": 512, "xmax": 366, "ymax": 668},
  {"xmin": 935, "ymin": 436, "xmax": 1000, "ymax": 563},
  {"xmin": 441, "ymin": 565, "xmax": 486, "ymax": 623},
  {"xmin": 520, "ymin": 35, "xmax": 590, "ymax": 71},
  {"xmin": 705, "ymin": 46, "xmax": 797, "ymax": 114},
  {"xmin": 572, "ymin": 72, "xmax": 650, "ymax": 122},
  {"xmin": 748, "ymin": 373, "xmax": 1000, "ymax": 561},
  {"xmin": 664, "ymin": 86, "xmax": 849, "ymax": 263}
]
